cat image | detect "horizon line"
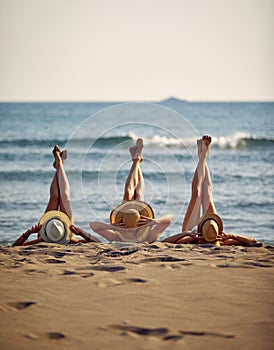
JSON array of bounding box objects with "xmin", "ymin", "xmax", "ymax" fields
[{"xmin": 0, "ymin": 97, "xmax": 274, "ymax": 103}]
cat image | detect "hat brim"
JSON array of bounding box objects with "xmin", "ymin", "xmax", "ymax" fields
[
  {"xmin": 39, "ymin": 210, "xmax": 72, "ymax": 244},
  {"xmin": 198, "ymin": 213, "xmax": 223, "ymax": 235},
  {"xmin": 110, "ymin": 200, "xmax": 154, "ymax": 225}
]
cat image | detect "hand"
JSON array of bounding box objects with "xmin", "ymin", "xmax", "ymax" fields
[
  {"xmin": 113, "ymin": 222, "xmax": 127, "ymax": 228},
  {"xmin": 27, "ymin": 224, "xmax": 42, "ymax": 234},
  {"xmin": 137, "ymin": 215, "xmax": 154, "ymax": 226},
  {"xmin": 217, "ymin": 232, "xmax": 230, "ymax": 240},
  {"xmin": 189, "ymin": 231, "xmax": 198, "ymax": 238},
  {"xmin": 70, "ymin": 224, "xmax": 82, "ymax": 235},
  {"xmin": 111, "ymin": 218, "xmax": 127, "ymax": 228}
]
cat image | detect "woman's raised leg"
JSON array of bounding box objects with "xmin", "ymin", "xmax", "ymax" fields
[
  {"xmin": 123, "ymin": 138, "xmax": 144, "ymax": 202},
  {"xmin": 45, "ymin": 145, "xmax": 73, "ymax": 222},
  {"xmin": 54, "ymin": 147, "xmax": 73, "ymax": 222},
  {"xmin": 45, "ymin": 173, "xmax": 59, "ymax": 212},
  {"xmin": 134, "ymin": 167, "xmax": 145, "ymax": 201},
  {"xmin": 201, "ymin": 163, "xmax": 216, "ymax": 215},
  {"xmin": 45, "ymin": 146, "xmax": 63, "ymax": 212},
  {"xmin": 182, "ymin": 137, "xmax": 210, "ymax": 231}
]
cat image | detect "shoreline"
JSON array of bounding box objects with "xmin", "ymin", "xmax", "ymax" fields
[{"xmin": 0, "ymin": 242, "xmax": 273, "ymax": 350}]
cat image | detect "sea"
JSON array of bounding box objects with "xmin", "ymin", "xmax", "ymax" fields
[{"xmin": 0, "ymin": 100, "xmax": 273, "ymax": 245}]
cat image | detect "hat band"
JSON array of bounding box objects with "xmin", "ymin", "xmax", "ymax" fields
[{"xmin": 199, "ymin": 218, "xmax": 219, "ymax": 235}]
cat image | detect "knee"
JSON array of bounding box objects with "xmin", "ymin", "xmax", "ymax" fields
[
  {"xmin": 60, "ymin": 191, "xmax": 70, "ymax": 203},
  {"xmin": 191, "ymin": 185, "xmax": 201, "ymax": 198},
  {"xmin": 124, "ymin": 189, "xmax": 135, "ymax": 201},
  {"xmin": 203, "ymin": 184, "xmax": 213, "ymax": 197},
  {"xmin": 49, "ymin": 192, "xmax": 59, "ymax": 202}
]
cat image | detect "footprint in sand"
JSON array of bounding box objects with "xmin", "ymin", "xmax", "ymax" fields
[
  {"xmin": 81, "ymin": 272, "xmax": 95, "ymax": 278},
  {"xmin": 111, "ymin": 325, "xmax": 169, "ymax": 336},
  {"xmin": 127, "ymin": 278, "xmax": 147, "ymax": 283},
  {"xmin": 0, "ymin": 247, "xmax": 10, "ymax": 254},
  {"xmin": 62, "ymin": 270, "xmax": 77, "ymax": 275},
  {"xmin": 7, "ymin": 301, "xmax": 37, "ymax": 310},
  {"xmin": 62, "ymin": 269, "xmax": 95, "ymax": 278},
  {"xmin": 19, "ymin": 250, "xmax": 33, "ymax": 256},
  {"xmin": 51, "ymin": 252, "xmax": 66, "ymax": 259},
  {"xmin": 179, "ymin": 330, "xmax": 235, "ymax": 339},
  {"xmin": 103, "ymin": 249, "xmax": 139, "ymax": 257},
  {"xmin": 46, "ymin": 258, "xmax": 66, "ymax": 264},
  {"xmin": 147, "ymin": 244, "xmax": 162, "ymax": 249},
  {"xmin": 109, "ymin": 324, "xmax": 234, "ymax": 341},
  {"xmin": 91, "ymin": 266, "xmax": 126, "ymax": 272},
  {"xmin": 243, "ymin": 261, "xmax": 273, "ymax": 268},
  {"xmin": 163, "ymin": 334, "xmax": 184, "ymax": 341},
  {"xmin": 141, "ymin": 256, "xmax": 185, "ymax": 263},
  {"xmin": 48, "ymin": 332, "xmax": 66, "ymax": 339}
]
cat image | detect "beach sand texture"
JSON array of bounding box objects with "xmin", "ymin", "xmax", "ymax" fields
[{"xmin": 0, "ymin": 242, "xmax": 273, "ymax": 350}]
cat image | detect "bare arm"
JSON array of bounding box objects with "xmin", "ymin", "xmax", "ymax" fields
[
  {"xmin": 142, "ymin": 214, "xmax": 174, "ymax": 243},
  {"xmin": 12, "ymin": 224, "xmax": 43, "ymax": 246},
  {"xmin": 89, "ymin": 222, "xmax": 125, "ymax": 241},
  {"xmin": 90, "ymin": 214, "xmax": 173, "ymax": 243},
  {"xmin": 69, "ymin": 224, "xmax": 101, "ymax": 243},
  {"xmin": 221, "ymin": 232, "xmax": 258, "ymax": 245},
  {"xmin": 162, "ymin": 232, "xmax": 196, "ymax": 243}
]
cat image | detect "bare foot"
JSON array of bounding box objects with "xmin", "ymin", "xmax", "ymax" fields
[
  {"xmin": 130, "ymin": 138, "xmax": 144, "ymax": 162},
  {"xmin": 199, "ymin": 135, "xmax": 211, "ymax": 158},
  {"xmin": 61, "ymin": 150, "xmax": 68, "ymax": 162},
  {"xmin": 134, "ymin": 138, "xmax": 144, "ymax": 161},
  {"xmin": 53, "ymin": 145, "xmax": 67, "ymax": 168},
  {"xmin": 202, "ymin": 135, "xmax": 212, "ymax": 147}
]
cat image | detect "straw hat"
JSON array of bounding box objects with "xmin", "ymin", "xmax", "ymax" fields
[
  {"xmin": 110, "ymin": 200, "xmax": 154, "ymax": 228},
  {"xmin": 39, "ymin": 210, "xmax": 72, "ymax": 244},
  {"xmin": 198, "ymin": 213, "xmax": 223, "ymax": 242}
]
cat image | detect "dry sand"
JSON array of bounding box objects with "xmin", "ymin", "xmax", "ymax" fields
[{"xmin": 0, "ymin": 242, "xmax": 273, "ymax": 350}]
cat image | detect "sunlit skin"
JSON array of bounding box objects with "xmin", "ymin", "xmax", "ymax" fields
[
  {"xmin": 12, "ymin": 146, "xmax": 100, "ymax": 246},
  {"xmin": 90, "ymin": 138, "xmax": 173, "ymax": 243},
  {"xmin": 163, "ymin": 136, "xmax": 258, "ymax": 246}
]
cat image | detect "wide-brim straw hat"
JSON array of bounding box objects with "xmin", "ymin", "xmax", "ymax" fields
[
  {"xmin": 110, "ymin": 200, "xmax": 154, "ymax": 226},
  {"xmin": 39, "ymin": 210, "xmax": 72, "ymax": 244},
  {"xmin": 198, "ymin": 213, "xmax": 223, "ymax": 242}
]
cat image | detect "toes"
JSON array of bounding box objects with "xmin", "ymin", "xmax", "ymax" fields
[
  {"xmin": 134, "ymin": 138, "xmax": 144, "ymax": 159},
  {"xmin": 61, "ymin": 150, "xmax": 68, "ymax": 161},
  {"xmin": 202, "ymin": 135, "xmax": 212, "ymax": 146},
  {"xmin": 52, "ymin": 145, "xmax": 61, "ymax": 158},
  {"xmin": 53, "ymin": 145, "xmax": 61, "ymax": 153},
  {"xmin": 136, "ymin": 138, "xmax": 144, "ymax": 148},
  {"xmin": 52, "ymin": 145, "xmax": 62, "ymax": 168}
]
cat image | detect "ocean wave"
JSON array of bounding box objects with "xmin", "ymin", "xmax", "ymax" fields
[
  {"xmin": 144, "ymin": 132, "xmax": 274, "ymax": 149},
  {"xmin": 241, "ymin": 137, "xmax": 274, "ymax": 148},
  {"xmin": 212, "ymin": 132, "xmax": 274, "ymax": 149},
  {"xmin": 0, "ymin": 132, "xmax": 273, "ymax": 150},
  {"xmin": 0, "ymin": 134, "xmax": 136, "ymax": 149},
  {"xmin": 0, "ymin": 138, "xmax": 69, "ymax": 148},
  {"xmin": 143, "ymin": 135, "xmax": 192, "ymax": 147}
]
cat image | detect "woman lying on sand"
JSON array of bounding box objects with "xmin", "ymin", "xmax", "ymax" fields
[
  {"xmin": 90, "ymin": 138, "xmax": 174, "ymax": 243},
  {"xmin": 163, "ymin": 136, "xmax": 258, "ymax": 246},
  {"xmin": 12, "ymin": 146, "xmax": 100, "ymax": 246}
]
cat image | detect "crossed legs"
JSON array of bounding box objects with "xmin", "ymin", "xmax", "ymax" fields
[
  {"xmin": 123, "ymin": 138, "xmax": 145, "ymax": 202},
  {"xmin": 182, "ymin": 136, "xmax": 216, "ymax": 231},
  {"xmin": 45, "ymin": 146, "xmax": 73, "ymax": 223}
]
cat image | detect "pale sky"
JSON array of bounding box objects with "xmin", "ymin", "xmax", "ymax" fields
[{"xmin": 0, "ymin": 0, "xmax": 273, "ymax": 101}]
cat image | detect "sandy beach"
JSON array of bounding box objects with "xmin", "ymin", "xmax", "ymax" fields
[{"xmin": 0, "ymin": 242, "xmax": 273, "ymax": 350}]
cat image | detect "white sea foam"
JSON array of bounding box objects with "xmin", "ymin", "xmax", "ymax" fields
[
  {"xmin": 131, "ymin": 132, "xmax": 252, "ymax": 149},
  {"xmin": 212, "ymin": 132, "xmax": 250, "ymax": 149}
]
